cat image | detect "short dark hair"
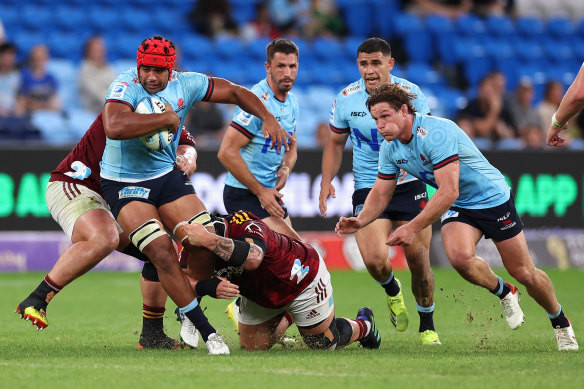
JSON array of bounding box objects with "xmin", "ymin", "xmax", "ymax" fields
[
  {"xmin": 366, "ymin": 83, "xmax": 417, "ymax": 114},
  {"xmin": 266, "ymin": 38, "xmax": 299, "ymax": 63},
  {"xmin": 0, "ymin": 42, "xmax": 17, "ymax": 55},
  {"xmin": 357, "ymin": 38, "xmax": 391, "ymax": 57}
]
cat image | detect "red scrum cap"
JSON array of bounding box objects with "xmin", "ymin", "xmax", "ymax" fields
[{"xmin": 136, "ymin": 35, "xmax": 176, "ymax": 79}]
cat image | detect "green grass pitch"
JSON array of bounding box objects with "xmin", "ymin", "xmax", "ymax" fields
[{"xmin": 2, "ymin": 269, "xmax": 583, "ymax": 389}]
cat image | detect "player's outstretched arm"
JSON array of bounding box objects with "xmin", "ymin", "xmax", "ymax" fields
[
  {"xmin": 207, "ymin": 77, "xmax": 291, "ymax": 152},
  {"xmin": 546, "ymin": 62, "xmax": 584, "ymax": 146},
  {"xmin": 182, "ymin": 223, "xmax": 265, "ymax": 271}
]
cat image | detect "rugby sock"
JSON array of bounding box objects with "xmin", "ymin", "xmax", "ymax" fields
[
  {"xmin": 417, "ymin": 303, "xmax": 435, "ymax": 332},
  {"xmin": 28, "ymin": 275, "xmax": 62, "ymax": 309},
  {"xmin": 355, "ymin": 319, "xmax": 371, "ymax": 339},
  {"xmin": 181, "ymin": 299, "xmax": 216, "ymax": 342},
  {"xmin": 142, "ymin": 304, "xmax": 165, "ymax": 334},
  {"xmin": 548, "ymin": 304, "xmax": 570, "ymax": 328},
  {"xmin": 378, "ymin": 273, "xmax": 400, "ymax": 297},
  {"xmin": 489, "ymin": 276, "xmax": 511, "ymax": 299}
]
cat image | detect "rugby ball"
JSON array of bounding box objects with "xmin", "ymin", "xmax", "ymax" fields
[{"xmin": 135, "ymin": 97, "xmax": 174, "ymax": 150}]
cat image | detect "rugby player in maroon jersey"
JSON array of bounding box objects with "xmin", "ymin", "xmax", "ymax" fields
[
  {"xmin": 180, "ymin": 210, "xmax": 382, "ymax": 351},
  {"xmin": 15, "ymin": 114, "xmax": 198, "ymax": 349}
]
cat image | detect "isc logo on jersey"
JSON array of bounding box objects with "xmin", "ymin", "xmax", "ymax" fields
[{"xmin": 135, "ymin": 97, "xmax": 174, "ymax": 151}]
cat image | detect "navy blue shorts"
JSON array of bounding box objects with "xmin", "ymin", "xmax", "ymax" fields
[
  {"xmin": 223, "ymin": 185, "xmax": 288, "ymax": 219},
  {"xmin": 352, "ymin": 180, "xmax": 427, "ymax": 222},
  {"xmin": 440, "ymin": 195, "xmax": 524, "ymax": 242},
  {"xmin": 101, "ymin": 170, "xmax": 196, "ymax": 218}
]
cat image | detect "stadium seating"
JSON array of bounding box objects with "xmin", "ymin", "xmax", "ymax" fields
[{"xmin": 2, "ymin": 0, "xmax": 583, "ymax": 146}]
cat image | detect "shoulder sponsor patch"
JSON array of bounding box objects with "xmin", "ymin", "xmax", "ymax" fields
[
  {"xmin": 110, "ymin": 82, "xmax": 129, "ymax": 99},
  {"xmin": 416, "ymin": 126, "xmax": 428, "ymax": 138},
  {"xmin": 237, "ymin": 111, "xmax": 253, "ymax": 126},
  {"xmin": 396, "ymin": 82, "xmax": 412, "ymax": 92},
  {"xmin": 64, "ymin": 161, "xmax": 91, "ymax": 180},
  {"xmin": 342, "ymin": 84, "xmax": 361, "ymax": 97},
  {"xmin": 118, "ymin": 186, "xmax": 151, "ymax": 199}
]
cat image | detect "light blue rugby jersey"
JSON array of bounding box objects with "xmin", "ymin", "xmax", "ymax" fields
[
  {"xmin": 100, "ymin": 68, "xmax": 213, "ymax": 182},
  {"xmin": 378, "ymin": 113, "xmax": 510, "ymax": 209},
  {"xmin": 224, "ymin": 79, "xmax": 298, "ymax": 189},
  {"xmin": 329, "ymin": 75, "xmax": 430, "ymax": 190}
]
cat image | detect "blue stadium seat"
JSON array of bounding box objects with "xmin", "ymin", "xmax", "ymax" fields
[
  {"xmin": 12, "ymin": 31, "xmax": 47, "ymax": 60},
  {"xmin": 512, "ymin": 39, "xmax": 544, "ymax": 62},
  {"xmin": 495, "ymin": 138, "xmax": 524, "ymax": 150},
  {"xmin": 568, "ymin": 139, "xmax": 584, "ymax": 150},
  {"xmin": 339, "ymin": 0, "xmax": 374, "ymax": 37},
  {"xmin": 31, "ymin": 110, "xmax": 76, "ymax": 145},
  {"xmin": 213, "ymin": 37, "xmax": 246, "ymax": 61},
  {"xmin": 472, "ymin": 138, "xmax": 493, "ymax": 151},
  {"xmin": 393, "ymin": 12, "xmax": 424, "ymax": 36},
  {"xmin": 426, "ymin": 14, "xmax": 455, "ymax": 35},
  {"xmin": 405, "ymin": 62, "xmax": 444, "ymax": 89},
  {"xmin": 516, "ymin": 17, "xmax": 545, "ymax": 38},
  {"xmin": 485, "ymin": 15, "xmax": 515, "ymax": 37},
  {"xmin": 53, "ymin": 6, "xmax": 88, "ymax": 34},
  {"xmin": 547, "ymin": 17, "xmax": 576, "ymax": 39},
  {"xmin": 455, "ymin": 14, "xmax": 487, "ymax": 37},
  {"xmin": 312, "ymin": 37, "xmax": 344, "ymax": 62},
  {"xmin": 123, "ymin": 9, "xmax": 154, "ymax": 33},
  {"xmin": 463, "ymin": 57, "xmax": 493, "ymax": 89},
  {"xmin": 542, "ymin": 38, "xmax": 574, "ymax": 64},
  {"xmin": 21, "ymin": 5, "xmax": 52, "ymax": 31},
  {"xmin": 66, "ymin": 108, "xmax": 97, "ymax": 140},
  {"xmin": 246, "ymin": 38, "xmax": 271, "ymax": 61},
  {"xmin": 47, "ymin": 59, "xmax": 80, "ymax": 110},
  {"xmin": 484, "ymin": 38, "xmax": 514, "ymax": 59},
  {"xmin": 47, "ymin": 32, "xmax": 85, "ymax": 62}
]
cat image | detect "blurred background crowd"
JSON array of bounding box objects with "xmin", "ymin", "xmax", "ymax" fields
[{"xmin": 1, "ymin": 0, "xmax": 584, "ymax": 150}]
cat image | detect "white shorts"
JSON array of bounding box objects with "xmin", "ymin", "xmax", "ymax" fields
[
  {"xmin": 45, "ymin": 181, "xmax": 122, "ymax": 239},
  {"xmin": 238, "ymin": 256, "xmax": 334, "ymax": 328}
]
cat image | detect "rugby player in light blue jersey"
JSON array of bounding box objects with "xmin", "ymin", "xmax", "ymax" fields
[
  {"xmin": 100, "ymin": 35, "xmax": 290, "ymax": 355},
  {"xmin": 337, "ymin": 83, "xmax": 578, "ymax": 351},
  {"xmin": 320, "ymin": 38, "xmax": 439, "ymax": 345},
  {"xmin": 217, "ymin": 38, "xmax": 301, "ymax": 335}
]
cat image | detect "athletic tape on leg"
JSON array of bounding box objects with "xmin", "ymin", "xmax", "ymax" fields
[{"xmin": 129, "ymin": 219, "xmax": 167, "ymax": 252}]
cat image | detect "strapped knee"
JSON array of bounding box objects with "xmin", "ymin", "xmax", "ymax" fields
[
  {"xmin": 173, "ymin": 211, "xmax": 213, "ymax": 243},
  {"xmin": 302, "ymin": 319, "xmax": 339, "ymax": 351},
  {"xmin": 141, "ymin": 261, "xmax": 160, "ymax": 282},
  {"xmin": 129, "ymin": 219, "xmax": 167, "ymax": 252}
]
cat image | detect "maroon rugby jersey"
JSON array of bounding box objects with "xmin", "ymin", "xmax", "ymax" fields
[
  {"xmin": 216, "ymin": 211, "xmax": 320, "ymax": 309},
  {"xmin": 49, "ymin": 113, "xmax": 196, "ymax": 195}
]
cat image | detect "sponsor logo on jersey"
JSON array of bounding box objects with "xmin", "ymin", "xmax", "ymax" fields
[
  {"xmin": 500, "ymin": 220, "xmax": 517, "ymax": 230},
  {"xmin": 110, "ymin": 82, "xmax": 129, "ymax": 99},
  {"xmin": 354, "ymin": 204, "xmax": 364, "ymax": 217},
  {"xmin": 414, "ymin": 192, "xmax": 427, "ymax": 201},
  {"xmin": 118, "ymin": 186, "xmax": 151, "ymax": 199},
  {"xmin": 351, "ymin": 111, "xmax": 367, "ymax": 117},
  {"xmin": 396, "ymin": 82, "xmax": 412, "ymax": 92},
  {"xmin": 261, "ymin": 91, "xmax": 270, "ymax": 101},
  {"xmin": 440, "ymin": 209, "xmax": 459, "ymax": 222},
  {"xmin": 396, "ymin": 158, "xmax": 409, "ymax": 164},
  {"xmin": 305, "ymin": 309, "xmax": 320, "ymax": 320},
  {"xmin": 420, "ymin": 153, "xmax": 430, "ymax": 165},
  {"xmin": 342, "ymin": 84, "xmax": 361, "ymax": 97},
  {"xmin": 496, "ymin": 212, "xmax": 510, "ymax": 222},
  {"xmin": 290, "ymin": 258, "xmax": 309, "ymax": 284},
  {"xmin": 416, "ymin": 126, "xmax": 428, "ymax": 138},
  {"xmin": 237, "ymin": 111, "xmax": 253, "ymax": 125},
  {"xmin": 178, "ymin": 98, "xmax": 184, "ymax": 107},
  {"xmin": 244, "ymin": 222, "xmax": 263, "ymax": 236},
  {"xmin": 64, "ymin": 161, "xmax": 91, "ymax": 180}
]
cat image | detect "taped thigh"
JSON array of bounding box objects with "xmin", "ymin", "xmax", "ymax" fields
[{"xmin": 129, "ymin": 219, "xmax": 167, "ymax": 252}]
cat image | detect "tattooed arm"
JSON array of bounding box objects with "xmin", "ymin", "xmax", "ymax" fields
[{"xmin": 183, "ymin": 223, "xmax": 265, "ymax": 270}]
